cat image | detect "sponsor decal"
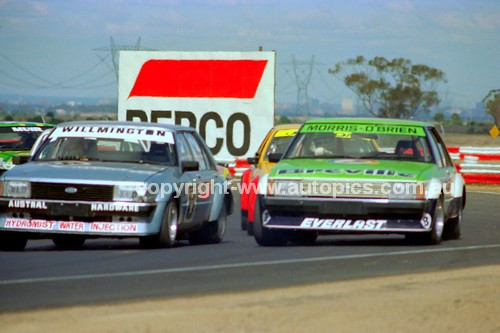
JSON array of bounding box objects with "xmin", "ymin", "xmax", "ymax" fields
[
  {"xmin": 91, "ymin": 203, "xmax": 140, "ymax": 213},
  {"xmin": 50, "ymin": 126, "xmax": 175, "ymax": 144},
  {"xmin": 420, "ymin": 213, "xmax": 432, "ymax": 229},
  {"xmin": 8, "ymin": 200, "xmax": 48, "ymax": 210},
  {"xmin": 89, "ymin": 222, "xmax": 138, "ymax": 233},
  {"xmin": 118, "ymin": 51, "xmax": 275, "ymax": 161},
  {"xmin": 0, "ymin": 158, "xmax": 14, "ymax": 170},
  {"xmin": 59, "ymin": 221, "xmax": 85, "ymax": 231},
  {"xmin": 274, "ymin": 129, "xmax": 298, "ymax": 138},
  {"xmin": 328, "ymin": 159, "xmax": 378, "ymax": 165},
  {"xmin": 185, "ymin": 185, "xmax": 197, "ymax": 221},
  {"xmin": 301, "ymin": 123, "xmax": 426, "ymax": 137},
  {"xmin": 12, "ymin": 127, "xmax": 43, "ymax": 132},
  {"xmin": 5, "ymin": 219, "xmax": 55, "ymax": 230},
  {"xmin": 3, "ymin": 218, "xmax": 139, "ymax": 233},
  {"xmin": 129, "ymin": 59, "xmax": 267, "ymax": 99},
  {"xmin": 300, "ymin": 217, "xmax": 386, "ymax": 230},
  {"xmin": 278, "ymin": 168, "xmax": 415, "ymax": 178}
]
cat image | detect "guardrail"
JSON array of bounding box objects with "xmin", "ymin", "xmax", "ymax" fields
[
  {"xmin": 449, "ymin": 146, "xmax": 500, "ymax": 185},
  {"xmin": 227, "ymin": 158, "xmax": 250, "ymax": 178},
  {"xmin": 227, "ymin": 146, "xmax": 500, "ymax": 185}
]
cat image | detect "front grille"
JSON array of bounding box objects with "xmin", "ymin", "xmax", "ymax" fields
[
  {"xmin": 273, "ymin": 179, "xmax": 420, "ymax": 199},
  {"xmin": 31, "ymin": 182, "xmax": 114, "ymax": 201}
]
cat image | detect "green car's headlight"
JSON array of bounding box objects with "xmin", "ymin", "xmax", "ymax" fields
[
  {"xmin": 113, "ymin": 184, "xmax": 153, "ymax": 202},
  {"xmin": 3, "ymin": 181, "xmax": 31, "ymax": 198},
  {"xmin": 387, "ymin": 182, "xmax": 426, "ymax": 200}
]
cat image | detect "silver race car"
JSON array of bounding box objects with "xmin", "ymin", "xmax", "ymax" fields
[{"xmin": 0, "ymin": 121, "xmax": 233, "ymax": 250}]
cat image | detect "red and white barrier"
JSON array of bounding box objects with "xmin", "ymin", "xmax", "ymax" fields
[
  {"xmin": 227, "ymin": 158, "xmax": 251, "ymax": 178},
  {"xmin": 449, "ymin": 146, "xmax": 500, "ymax": 185},
  {"xmin": 226, "ymin": 146, "xmax": 500, "ymax": 185}
]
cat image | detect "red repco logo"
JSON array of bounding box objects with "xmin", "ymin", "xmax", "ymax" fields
[{"xmin": 128, "ymin": 59, "xmax": 268, "ymax": 99}]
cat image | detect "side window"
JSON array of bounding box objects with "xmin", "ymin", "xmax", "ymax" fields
[
  {"xmin": 429, "ymin": 128, "xmax": 452, "ymax": 167},
  {"xmin": 184, "ymin": 132, "xmax": 209, "ymax": 170},
  {"xmin": 176, "ymin": 133, "xmax": 194, "ymax": 163}
]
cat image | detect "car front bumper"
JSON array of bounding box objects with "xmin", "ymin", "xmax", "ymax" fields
[
  {"xmin": 261, "ymin": 196, "xmax": 437, "ymax": 233},
  {"xmin": 0, "ymin": 198, "xmax": 162, "ymax": 237}
]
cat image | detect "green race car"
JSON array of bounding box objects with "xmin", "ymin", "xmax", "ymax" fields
[
  {"xmin": 0, "ymin": 122, "xmax": 54, "ymax": 174},
  {"xmin": 253, "ymin": 118, "xmax": 465, "ymax": 246}
]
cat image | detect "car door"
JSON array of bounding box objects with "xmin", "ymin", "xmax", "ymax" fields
[
  {"xmin": 428, "ymin": 128, "xmax": 456, "ymax": 214},
  {"xmin": 175, "ymin": 132, "xmax": 204, "ymax": 225},
  {"xmin": 183, "ymin": 131, "xmax": 218, "ymax": 223}
]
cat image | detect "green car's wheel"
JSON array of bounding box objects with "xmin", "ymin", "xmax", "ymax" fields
[
  {"xmin": 253, "ymin": 197, "xmax": 288, "ymax": 247},
  {"xmin": 443, "ymin": 206, "xmax": 462, "ymax": 240}
]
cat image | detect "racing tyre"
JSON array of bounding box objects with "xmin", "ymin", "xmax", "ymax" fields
[
  {"xmin": 253, "ymin": 198, "xmax": 288, "ymax": 247},
  {"xmin": 140, "ymin": 199, "xmax": 178, "ymax": 248},
  {"xmin": 246, "ymin": 221, "xmax": 254, "ymax": 236},
  {"xmin": 0, "ymin": 232, "xmax": 27, "ymax": 251},
  {"xmin": 52, "ymin": 235, "xmax": 86, "ymax": 249},
  {"xmin": 289, "ymin": 231, "xmax": 318, "ymax": 245},
  {"xmin": 240, "ymin": 210, "xmax": 248, "ymax": 231},
  {"xmin": 443, "ymin": 206, "xmax": 462, "ymax": 240},
  {"xmin": 189, "ymin": 200, "xmax": 227, "ymax": 245}
]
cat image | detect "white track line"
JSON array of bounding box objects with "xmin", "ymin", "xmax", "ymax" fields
[
  {"xmin": 1, "ymin": 244, "xmax": 499, "ymax": 285},
  {"xmin": 469, "ymin": 191, "xmax": 500, "ymax": 195}
]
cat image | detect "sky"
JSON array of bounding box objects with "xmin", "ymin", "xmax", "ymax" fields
[{"xmin": 0, "ymin": 0, "xmax": 498, "ymax": 108}]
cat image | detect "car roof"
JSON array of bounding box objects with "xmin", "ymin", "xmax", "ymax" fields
[
  {"xmin": 272, "ymin": 124, "xmax": 301, "ymax": 131},
  {"xmin": 303, "ymin": 117, "xmax": 433, "ymax": 128},
  {"xmin": 56, "ymin": 120, "xmax": 195, "ymax": 132},
  {"xmin": 0, "ymin": 122, "xmax": 53, "ymax": 127}
]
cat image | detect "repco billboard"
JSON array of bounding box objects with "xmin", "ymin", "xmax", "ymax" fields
[{"xmin": 118, "ymin": 51, "xmax": 275, "ymax": 161}]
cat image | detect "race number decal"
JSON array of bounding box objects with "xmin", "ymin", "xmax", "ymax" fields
[{"xmin": 420, "ymin": 213, "xmax": 432, "ymax": 229}]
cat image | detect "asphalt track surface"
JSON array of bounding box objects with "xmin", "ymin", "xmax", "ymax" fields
[{"xmin": 0, "ymin": 191, "xmax": 499, "ymax": 312}]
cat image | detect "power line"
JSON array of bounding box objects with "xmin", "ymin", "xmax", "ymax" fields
[
  {"xmin": 0, "ymin": 51, "xmax": 113, "ymax": 89},
  {"xmin": 93, "ymin": 37, "xmax": 156, "ymax": 81}
]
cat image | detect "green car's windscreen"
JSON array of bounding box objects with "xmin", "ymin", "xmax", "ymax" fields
[{"xmin": 284, "ymin": 123, "xmax": 433, "ymax": 163}]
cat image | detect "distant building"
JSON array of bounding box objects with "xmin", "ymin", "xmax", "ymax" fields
[{"xmin": 340, "ymin": 98, "xmax": 355, "ymax": 115}]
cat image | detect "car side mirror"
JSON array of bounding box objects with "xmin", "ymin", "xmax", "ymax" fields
[
  {"xmin": 247, "ymin": 157, "xmax": 258, "ymax": 165},
  {"xmin": 268, "ymin": 153, "xmax": 283, "ymax": 163},
  {"xmin": 182, "ymin": 161, "xmax": 199, "ymax": 172},
  {"xmin": 12, "ymin": 155, "xmax": 30, "ymax": 165}
]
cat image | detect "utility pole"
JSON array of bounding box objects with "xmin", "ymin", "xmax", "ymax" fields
[
  {"xmin": 291, "ymin": 55, "xmax": 315, "ymax": 117},
  {"xmin": 93, "ymin": 37, "xmax": 155, "ymax": 81}
]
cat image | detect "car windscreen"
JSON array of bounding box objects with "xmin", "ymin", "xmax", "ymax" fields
[
  {"xmin": 0, "ymin": 126, "xmax": 51, "ymax": 151},
  {"xmin": 284, "ymin": 123, "xmax": 433, "ymax": 163},
  {"xmin": 32, "ymin": 125, "xmax": 177, "ymax": 166},
  {"xmin": 263, "ymin": 136, "xmax": 295, "ymax": 161}
]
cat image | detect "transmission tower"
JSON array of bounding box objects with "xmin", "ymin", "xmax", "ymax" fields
[
  {"xmin": 291, "ymin": 55, "xmax": 315, "ymax": 117},
  {"xmin": 93, "ymin": 37, "xmax": 155, "ymax": 81}
]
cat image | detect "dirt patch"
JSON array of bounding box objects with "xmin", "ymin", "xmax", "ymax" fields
[
  {"xmin": 467, "ymin": 184, "xmax": 500, "ymax": 193},
  {"xmin": 1, "ymin": 265, "xmax": 499, "ymax": 333},
  {"xmin": 444, "ymin": 133, "xmax": 500, "ymax": 147}
]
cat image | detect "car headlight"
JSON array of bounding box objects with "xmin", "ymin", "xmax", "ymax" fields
[
  {"xmin": 268, "ymin": 179, "xmax": 302, "ymax": 197},
  {"xmin": 3, "ymin": 181, "xmax": 31, "ymax": 198},
  {"xmin": 387, "ymin": 182, "xmax": 425, "ymax": 200},
  {"xmin": 113, "ymin": 184, "xmax": 154, "ymax": 202}
]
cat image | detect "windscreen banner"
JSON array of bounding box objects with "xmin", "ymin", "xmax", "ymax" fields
[{"xmin": 118, "ymin": 51, "xmax": 276, "ymax": 161}]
